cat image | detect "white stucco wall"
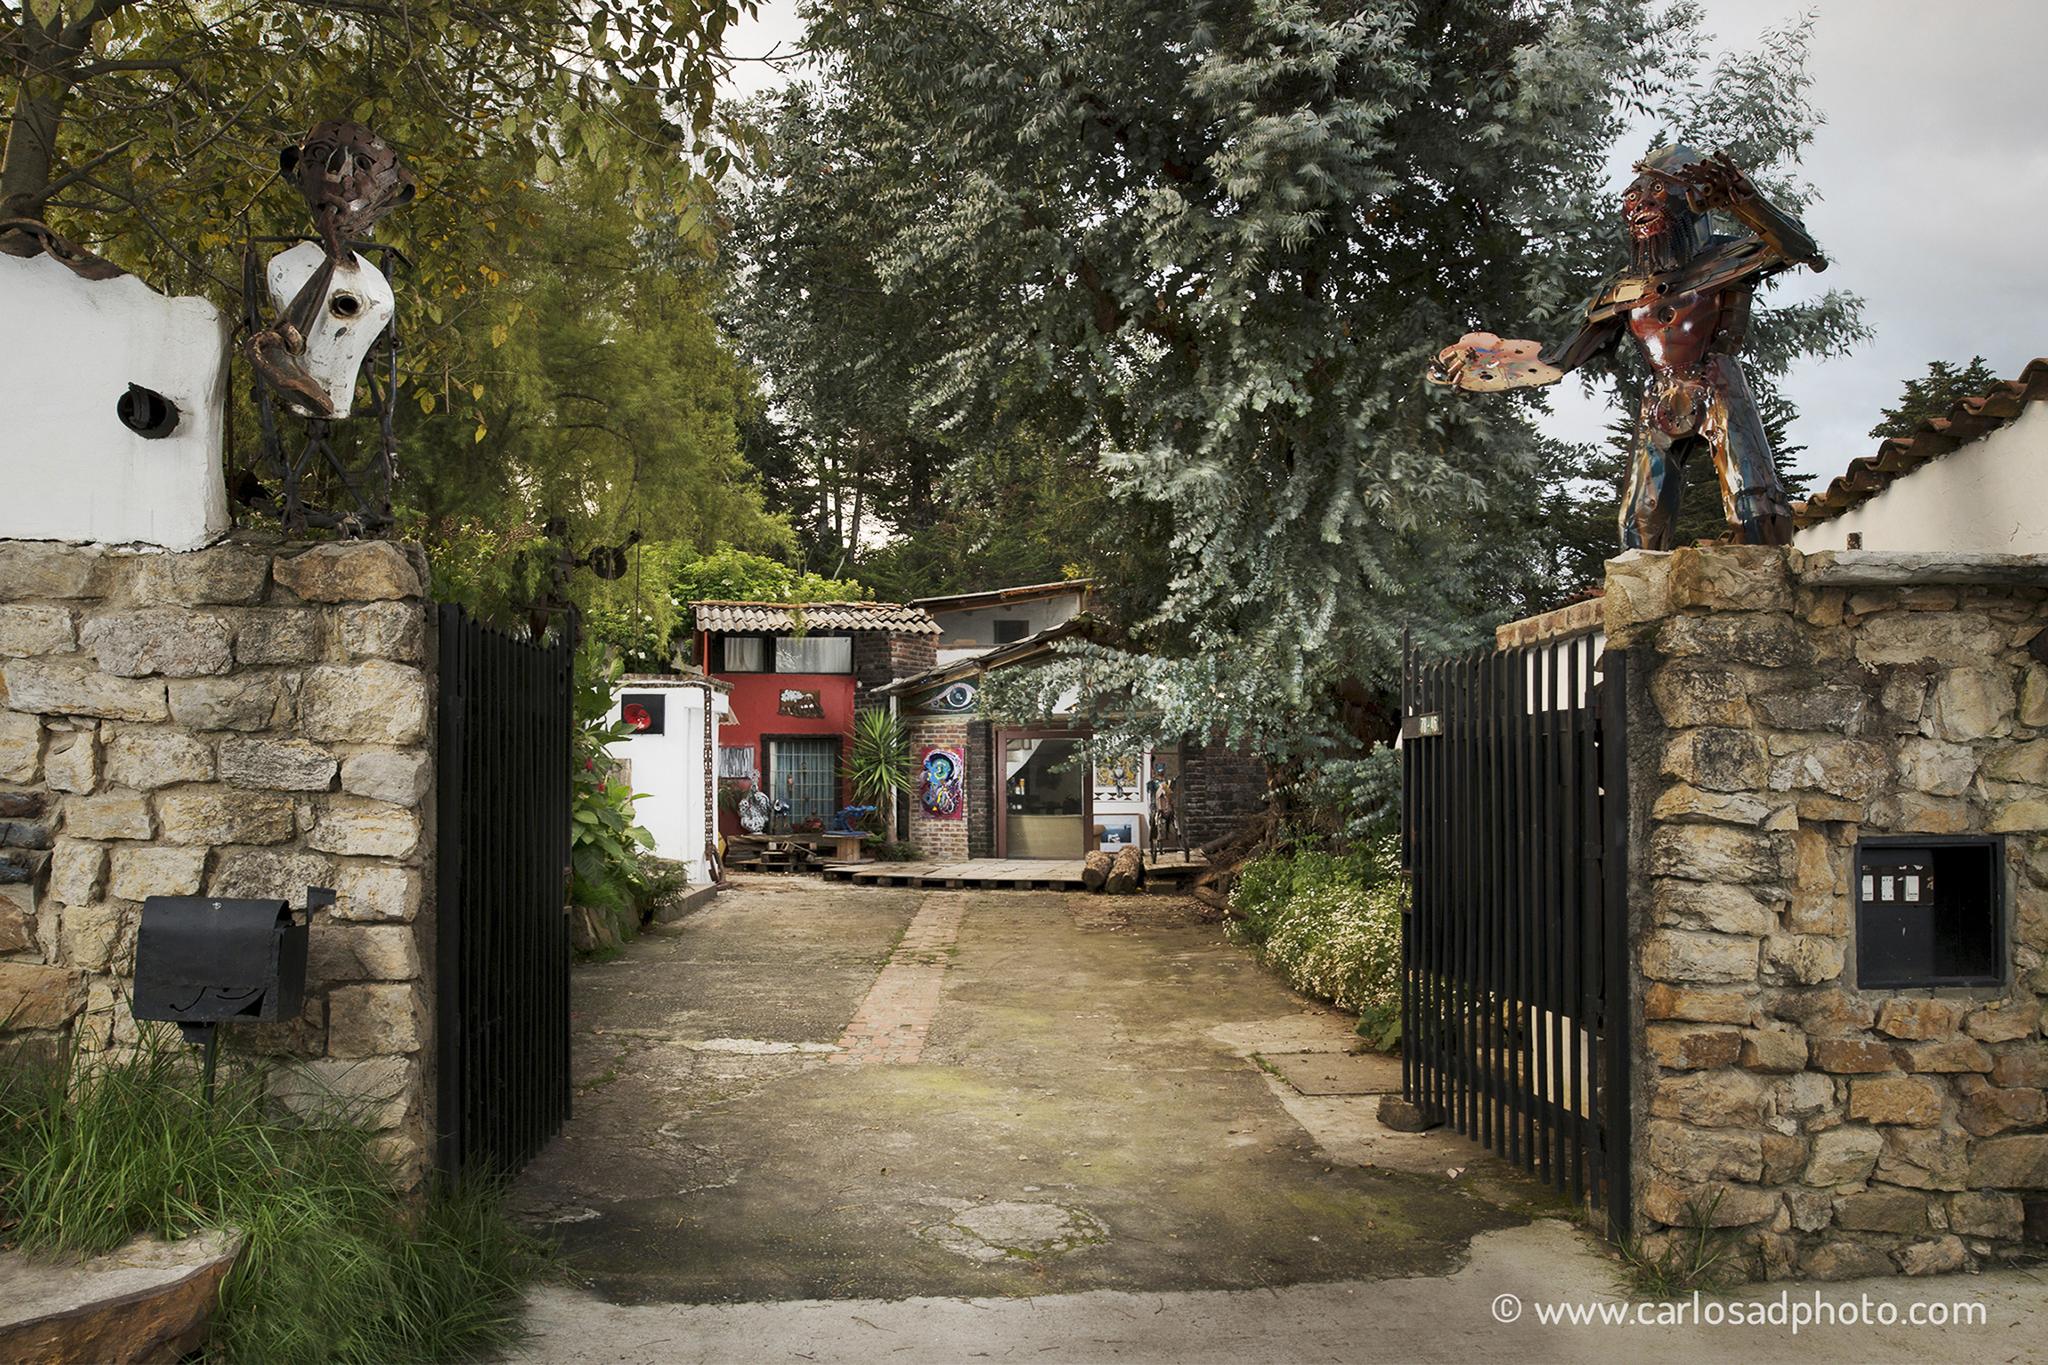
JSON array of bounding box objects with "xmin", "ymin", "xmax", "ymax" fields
[
  {"xmin": 608, "ymin": 679, "xmax": 723, "ymax": 883},
  {"xmin": 0, "ymin": 253, "xmax": 230, "ymax": 549},
  {"xmin": 1793, "ymin": 403, "xmax": 2048, "ymax": 554},
  {"xmin": 930, "ymin": 591, "xmax": 1087, "ymax": 665}
]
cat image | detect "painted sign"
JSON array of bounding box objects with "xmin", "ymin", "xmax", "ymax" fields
[
  {"xmin": 777, "ymin": 687, "xmax": 824, "ymax": 718},
  {"xmin": 920, "ymin": 746, "xmax": 965, "ymax": 820}
]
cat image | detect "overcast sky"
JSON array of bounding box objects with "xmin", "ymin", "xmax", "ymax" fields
[{"xmin": 719, "ymin": 1, "xmax": 2048, "ymax": 488}]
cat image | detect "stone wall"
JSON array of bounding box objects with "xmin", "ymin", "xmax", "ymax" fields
[
  {"xmin": 1606, "ymin": 545, "xmax": 2048, "ymax": 1277},
  {"xmin": 904, "ymin": 715, "xmax": 970, "ymax": 860},
  {"xmin": 0, "ymin": 537, "xmax": 436, "ymax": 1185}
]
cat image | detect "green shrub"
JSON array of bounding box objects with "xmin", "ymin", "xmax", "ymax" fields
[
  {"xmin": 1230, "ymin": 837, "xmax": 1403, "ymax": 1049},
  {"xmin": 0, "ymin": 1029, "xmax": 538, "ymax": 1363}
]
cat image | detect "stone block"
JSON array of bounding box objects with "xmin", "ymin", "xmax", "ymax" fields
[
  {"xmin": 231, "ymin": 609, "xmax": 325, "ymax": 665},
  {"xmin": 1765, "ymin": 736, "xmax": 1891, "ymax": 800},
  {"xmin": 1650, "ymin": 785, "xmax": 1794, "ymax": 831},
  {"xmin": 308, "ymin": 921, "xmax": 421, "ymax": 983},
  {"xmin": 107, "ymin": 846, "xmax": 207, "ymax": 901},
  {"xmin": 47, "ymin": 839, "xmax": 105, "ymax": 905},
  {"xmin": 59, "ymin": 902, "xmax": 130, "ymax": 973},
  {"xmin": 0, "ymin": 542, "xmax": 103, "ymax": 600},
  {"xmin": 116, "ymin": 544, "xmax": 269, "ymax": 604},
  {"xmin": 306, "ymin": 798, "xmax": 419, "ymax": 858},
  {"xmin": 1966, "ymin": 1000, "xmax": 2043, "ymax": 1043},
  {"xmin": 1990, "ymin": 1046, "xmax": 2048, "ymax": 1088},
  {"xmin": 1642, "ymin": 1176, "xmax": 1781, "ymax": 1229},
  {"xmin": 0, "ymin": 960, "xmax": 82, "ymax": 1028},
  {"xmin": 1651, "ymin": 663, "xmax": 1755, "ymax": 727},
  {"xmin": 0, "ymin": 604, "xmax": 76, "ymax": 657},
  {"xmin": 2022, "ymin": 664, "xmax": 2048, "ymax": 727},
  {"xmin": 1896, "ymin": 1235, "xmax": 1965, "ymax": 1276},
  {"xmin": 1957, "ymin": 1080, "xmax": 2045, "ymax": 1138},
  {"xmin": 3, "ymin": 660, "xmax": 167, "ymax": 721},
  {"xmin": 1649, "ymin": 824, "xmax": 1788, "ymax": 886},
  {"xmin": 1878, "ymin": 666, "xmax": 1933, "ymax": 732},
  {"xmin": 1751, "ymin": 684, "xmax": 1868, "ymax": 733},
  {"xmin": 273, "ymin": 543, "xmax": 422, "ymax": 603},
  {"xmin": 1671, "ymin": 546, "xmax": 1794, "ymax": 613},
  {"xmin": 1784, "ymin": 1188, "xmax": 1834, "ymax": 1233},
  {"xmin": 1876, "ymin": 998, "xmax": 1960, "ymax": 1040},
  {"xmin": 1948, "ymin": 1191, "xmax": 2024, "ymax": 1239},
  {"xmin": 1806, "ymin": 1125, "xmax": 1883, "ymax": 1185},
  {"xmin": 339, "ymin": 602, "xmax": 425, "ymax": 662},
  {"xmin": 207, "ymin": 848, "xmax": 335, "ymax": 900},
  {"xmin": 1761, "ymin": 1132, "xmax": 1807, "ymax": 1184},
  {"xmin": 80, "ymin": 610, "xmax": 233, "ymax": 678},
  {"xmin": 1761, "ymin": 933, "xmax": 1844, "ymax": 985},
  {"xmin": 1846, "ymin": 1075, "xmax": 1944, "ymax": 1126},
  {"xmin": 1981, "ymin": 740, "xmax": 2048, "ymax": 787},
  {"xmin": 1642, "ymin": 929, "xmax": 1758, "ymax": 984},
  {"xmin": 155, "ymin": 787, "xmax": 294, "ymax": 846},
  {"xmin": 1930, "ymin": 667, "xmax": 2017, "ymax": 742},
  {"xmin": 1965, "ymin": 1135, "xmax": 2048, "ymax": 1189},
  {"xmin": 1651, "ymin": 878, "xmax": 1778, "ymax": 935},
  {"xmin": 1740, "ymin": 1027, "xmax": 1808, "ymax": 1074},
  {"xmin": 1893, "ymin": 1039, "xmax": 1992, "ymax": 1074},
  {"xmin": 1646, "ymin": 1119, "xmax": 1764, "ymax": 1181},
  {"xmin": 102, "ymin": 725, "xmax": 214, "ymax": 788},
  {"xmin": 0, "ymin": 883, "xmax": 33, "ymax": 951},
  {"xmin": 1897, "ymin": 738, "xmax": 1978, "ymax": 797},
  {"xmin": 1661, "ymin": 728, "xmax": 1767, "ymax": 792},
  {"xmin": 62, "ymin": 791, "xmax": 153, "ymax": 840},
  {"xmin": 1655, "ymin": 612, "xmax": 1819, "ymax": 668},
  {"xmin": 1878, "ymin": 793, "xmax": 1975, "ymax": 835},
  {"xmin": 301, "ymin": 661, "xmax": 428, "ymax": 745},
  {"xmin": 1835, "ymin": 1188, "xmax": 1934, "ymax": 1233},
  {"xmin": 332, "ymin": 862, "xmax": 421, "ymax": 923},
  {"xmin": 1648, "ymin": 1069, "xmax": 1769, "ymax": 1127},
  {"xmin": 43, "ymin": 728, "xmax": 98, "ymax": 794},
  {"xmin": 1601, "ymin": 550, "xmax": 1675, "ymax": 646},
  {"xmin": 0, "ymin": 711, "xmax": 40, "ymax": 782},
  {"xmin": 166, "ymin": 675, "xmax": 293, "ymax": 732},
  {"xmin": 268, "ymin": 1056, "xmax": 415, "ymax": 1131},
  {"xmin": 1643, "ymin": 982, "xmax": 1755, "ymax": 1024},
  {"xmin": 327, "ymin": 983, "xmax": 422, "ymax": 1057},
  {"xmin": 1988, "ymin": 799, "xmax": 2048, "ymax": 834},
  {"xmin": 1852, "ymin": 611, "xmax": 2005, "ymax": 667},
  {"xmin": 218, "ymin": 738, "xmax": 338, "ymax": 792},
  {"xmin": 339, "ymin": 750, "xmax": 429, "ymax": 805},
  {"xmin": 1648, "ymin": 1024, "xmax": 1743, "ymax": 1070},
  {"xmin": 1878, "ymin": 1126, "xmax": 1970, "ymax": 1191},
  {"xmin": 1801, "ymin": 1240, "xmax": 1895, "ymax": 1280}
]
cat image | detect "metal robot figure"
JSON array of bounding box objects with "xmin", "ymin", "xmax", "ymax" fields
[{"xmin": 1429, "ymin": 146, "xmax": 1828, "ymax": 550}]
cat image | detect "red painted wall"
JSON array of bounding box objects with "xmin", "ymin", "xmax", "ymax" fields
[{"xmin": 713, "ymin": 669, "xmax": 856, "ymax": 833}]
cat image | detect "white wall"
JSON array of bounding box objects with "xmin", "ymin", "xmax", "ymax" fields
[
  {"xmin": 931, "ymin": 591, "xmax": 1087, "ymax": 665},
  {"xmin": 0, "ymin": 254, "xmax": 230, "ymax": 549},
  {"xmin": 608, "ymin": 680, "xmax": 721, "ymax": 883},
  {"xmin": 1794, "ymin": 403, "xmax": 2048, "ymax": 553}
]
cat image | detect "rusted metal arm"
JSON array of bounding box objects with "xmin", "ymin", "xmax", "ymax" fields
[
  {"xmin": 1540, "ymin": 310, "xmax": 1624, "ymax": 376},
  {"xmin": 1722, "ymin": 183, "xmax": 1826, "ymax": 272}
]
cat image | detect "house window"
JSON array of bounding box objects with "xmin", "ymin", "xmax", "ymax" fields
[
  {"xmin": 1855, "ymin": 837, "xmax": 2002, "ymax": 988},
  {"xmin": 993, "ymin": 618, "xmax": 1030, "ymax": 644},
  {"xmin": 768, "ymin": 737, "xmax": 839, "ymax": 826},
  {"xmin": 774, "ymin": 635, "xmax": 852, "ymax": 673},
  {"xmin": 717, "ymin": 745, "xmax": 756, "ymax": 780},
  {"xmin": 721, "ymin": 636, "xmax": 765, "ymax": 672}
]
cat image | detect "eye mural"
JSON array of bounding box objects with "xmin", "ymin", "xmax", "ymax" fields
[
  {"xmin": 920, "ymin": 747, "xmax": 965, "ymax": 820},
  {"xmin": 921, "ymin": 679, "xmax": 979, "ymax": 714}
]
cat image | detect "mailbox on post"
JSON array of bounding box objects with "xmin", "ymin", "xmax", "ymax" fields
[{"xmin": 134, "ymin": 888, "xmax": 331, "ymax": 1094}]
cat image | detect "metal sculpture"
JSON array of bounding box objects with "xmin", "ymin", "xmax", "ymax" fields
[
  {"xmin": 241, "ymin": 121, "xmax": 416, "ymax": 533},
  {"xmin": 1429, "ymin": 146, "xmax": 1828, "ymax": 550}
]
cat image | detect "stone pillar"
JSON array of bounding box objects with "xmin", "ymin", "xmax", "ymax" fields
[
  {"xmin": 0, "ymin": 537, "xmax": 436, "ymax": 1186},
  {"xmin": 1607, "ymin": 545, "xmax": 2048, "ymax": 1278}
]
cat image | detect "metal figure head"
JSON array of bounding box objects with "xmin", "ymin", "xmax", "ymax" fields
[
  {"xmin": 1623, "ymin": 144, "xmax": 1709, "ymax": 271},
  {"xmin": 281, "ymin": 121, "xmax": 416, "ymax": 256}
]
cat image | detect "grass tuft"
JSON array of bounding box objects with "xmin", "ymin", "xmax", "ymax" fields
[{"xmin": 0, "ymin": 1026, "xmax": 540, "ymax": 1363}]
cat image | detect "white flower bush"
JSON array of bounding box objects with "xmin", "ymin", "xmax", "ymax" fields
[{"xmin": 1229, "ymin": 838, "xmax": 1403, "ymax": 1047}]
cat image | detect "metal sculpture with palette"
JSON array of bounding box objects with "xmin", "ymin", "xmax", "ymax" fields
[{"xmin": 1430, "ymin": 146, "xmax": 1827, "ymax": 550}]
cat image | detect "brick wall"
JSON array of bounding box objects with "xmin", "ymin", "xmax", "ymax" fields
[
  {"xmin": 905, "ymin": 715, "xmax": 969, "ymax": 860},
  {"xmin": 0, "ymin": 537, "xmax": 437, "ymax": 1185},
  {"xmin": 1607, "ymin": 545, "xmax": 2048, "ymax": 1278},
  {"xmin": 1180, "ymin": 743, "xmax": 1269, "ymax": 846},
  {"xmin": 853, "ymin": 630, "xmax": 938, "ymax": 700},
  {"xmin": 967, "ymin": 720, "xmax": 994, "ymax": 858}
]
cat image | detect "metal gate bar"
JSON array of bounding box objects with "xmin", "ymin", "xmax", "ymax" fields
[
  {"xmin": 1400, "ymin": 632, "xmax": 1630, "ymax": 1240},
  {"xmin": 436, "ymin": 604, "xmax": 573, "ymax": 1177}
]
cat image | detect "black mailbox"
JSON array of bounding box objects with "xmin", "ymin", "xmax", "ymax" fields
[
  {"xmin": 1855, "ymin": 838, "xmax": 2002, "ymax": 989},
  {"xmin": 134, "ymin": 889, "xmax": 330, "ymax": 1043}
]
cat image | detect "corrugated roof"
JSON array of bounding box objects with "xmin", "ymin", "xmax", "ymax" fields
[
  {"xmin": 1795, "ymin": 358, "xmax": 2048, "ymax": 528},
  {"xmin": 910, "ymin": 579, "xmax": 1095, "ymax": 613},
  {"xmin": 691, "ymin": 600, "xmax": 941, "ymax": 635}
]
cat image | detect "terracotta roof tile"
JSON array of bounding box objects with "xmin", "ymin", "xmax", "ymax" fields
[
  {"xmin": 691, "ymin": 600, "xmax": 941, "ymax": 635},
  {"xmin": 1795, "ymin": 358, "xmax": 2048, "ymax": 528}
]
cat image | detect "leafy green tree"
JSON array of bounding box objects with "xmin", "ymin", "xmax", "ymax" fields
[
  {"xmin": 746, "ymin": 1, "xmax": 1865, "ymax": 779},
  {"xmin": 669, "ymin": 543, "xmax": 867, "ymax": 605},
  {"xmin": 1869, "ymin": 356, "xmax": 2003, "ymax": 440}
]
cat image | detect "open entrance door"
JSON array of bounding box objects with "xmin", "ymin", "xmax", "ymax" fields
[{"xmin": 997, "ymin": 729, "xmax": 1090, "ymax": 857}]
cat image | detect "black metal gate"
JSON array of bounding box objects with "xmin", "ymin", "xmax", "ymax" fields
[
  {"xmin": 436, "ymin": 604, "xmax": 573, "ymax": 1176},
  {"xmin": 1399, "ymin": 631, "xmax": 1631, "ymax": 1239}
]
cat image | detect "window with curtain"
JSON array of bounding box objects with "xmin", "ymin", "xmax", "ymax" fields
[
  {"xmin": 770, "ymin": 738, "xmax": 840, "ymax": 825},
  {"xmin": 721, "ymin": 636, "xmax": 765, "ymax": 671},
  {"xmin": 774, "ymin": 635, "xmax": 853, "ymax": 673}
]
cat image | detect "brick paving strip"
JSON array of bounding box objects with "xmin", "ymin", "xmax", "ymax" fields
[{"xmin": 831, "ymin": 894, "xmax": 965, "ymax": 1065}]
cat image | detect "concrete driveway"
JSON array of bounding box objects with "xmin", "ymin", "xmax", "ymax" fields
[{"xmin": 508, "ymin": 877, "xmax": 2048, "ymax": 1363}]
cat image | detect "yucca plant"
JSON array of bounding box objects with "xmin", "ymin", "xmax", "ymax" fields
[{"xmin": 844, "ymin": 707, "xmax": 914, "ymax": 813}]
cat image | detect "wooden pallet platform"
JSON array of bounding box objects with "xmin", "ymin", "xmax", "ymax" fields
[{"xmin": 819, "ymin": 853, "xmax": 1207, "ymax": 891}]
